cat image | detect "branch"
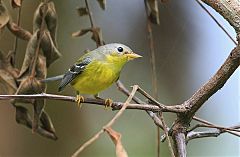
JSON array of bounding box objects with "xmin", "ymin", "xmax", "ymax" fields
[
  {"xmin": 0, "ymin": 93, "xmax": 184, "ymax": 113},
  {"xmin": 184, "ymin": 44, "xmax": 240, "ymax": 119},
  {"xmin": 187, "ymin": 123, "xmax": 240, "ymax": 142},
  {"xmin": 201, "ymin": 0, "xmax": 240, "ymax": 32},
  {"xmin": 71, "ymin": 85, "xmax": 139, "ymax": 157}
]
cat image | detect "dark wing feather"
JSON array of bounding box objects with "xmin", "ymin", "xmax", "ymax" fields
[{"xmin": 58, "ymin": 57, "xmax": 91, "ymax": 92}]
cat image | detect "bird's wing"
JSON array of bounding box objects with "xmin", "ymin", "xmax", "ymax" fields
[{"xmin": 58, "ymin": 57, "xmax": 92, "ymax": 92}]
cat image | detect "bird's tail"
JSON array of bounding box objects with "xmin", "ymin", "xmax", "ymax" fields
[{"xmin": 41, "ymin": 75, "xmax": 64, "ymax": 83}]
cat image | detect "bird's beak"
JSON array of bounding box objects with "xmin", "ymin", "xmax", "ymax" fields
[{"xmin": 125, "ymin": 52, "xmax": 142, "ymax": 60}]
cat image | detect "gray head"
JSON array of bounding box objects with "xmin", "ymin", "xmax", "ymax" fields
[{"xmin": 95, "ymin": 43, "xmax": 142, "ymax": 61}]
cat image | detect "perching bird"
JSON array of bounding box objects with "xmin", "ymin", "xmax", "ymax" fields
[{"xmin": 55, "ymin": 43, "xmax": 141, "ymax": 107}]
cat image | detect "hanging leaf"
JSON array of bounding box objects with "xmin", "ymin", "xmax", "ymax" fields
[
  {"xmin": 33, "ymin": 2, "xmax": 44, "ymax": 32},
  {"xmin": 105, "ymin": 127, "xmax": 128, "ymax": 157},
  {"xmin": 15, "ymin": 105, "xmax": 32, "ymax": 128},
  {"xmin": 11, "ymin": 0, "xmax": 23, "ymax": 8},
  {"xmin": 0, "ymin": 0, "xmax": 10, "ymax": 30},
  {"xmin": 36, "ymin": 54, "xmax": 47, "ymax": 79},
  {"xmin": 15, "ymin": 105, "xmax": 58, "ymax": 140},
  {"xmin": 41, "ymin": 30, "xmax": 61, "ymax": 67},
  {"xmin": 91, "ymin": 27, "xmax": 103, "ymax": 46},
  {"xmin": 77, "ymin": 7, "xmax": 89, "ymax": 16},
  {"xmin": 146, "ymin": 0, "xmax": 160, "ymax": 25},
  {"xmin": 0, "ymin": 51, "xmax": 19, "ymax": 94},
  {"xmin": 45, "ymin": 1, "xmax": 58, "ymax": 45},
  {"xmin": 72, "ymin": 28, "xmax": 92, "ymax": 37},
  {"xmin": 40, "ymin": 110, "xmax": 56, "ymax": 134},
  {"xmin": 97, "ymin": 0, "xmax": 106, "ymax": 10},
  {"xmin": 18, "ymin": 30, "xmax": 38, "ymax": 78},
  {"xmin": 0, "ymin": 69, "xmax": 17, "ymax": 94},
  {"xmin": 7, "ymin": 21, "xmax": 32, "ymax": 41},
  {"xmin": 33, "ymin": 99, "xmax": 45, "ymax": 132}
]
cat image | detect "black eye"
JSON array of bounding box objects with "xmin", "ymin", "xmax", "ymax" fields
[{"xmin": 117, "ymin": 47, "xmax": 123, "ymax": 52}]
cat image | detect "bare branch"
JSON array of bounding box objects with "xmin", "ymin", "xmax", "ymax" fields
[
  {"xmin": 172, "ymin": 132, "xmax": 187, "ymax": 157},
  {"xmin": 71, "ymin": 85, "xmax": 139, "ymax": 157}
]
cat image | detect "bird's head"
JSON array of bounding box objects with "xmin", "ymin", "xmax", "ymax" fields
[{"xmin": 99, "ymin": 43, "xmax": 142, "ymax": 63}]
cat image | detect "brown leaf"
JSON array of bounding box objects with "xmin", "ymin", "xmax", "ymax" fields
[
  {"xmin": 7, "ymin": 21, "xmax": 32, "ymax": 41},
  {"xmin": 146, "ymin": 0, "xmax": 160, "ymax": 25},
  {"xmin": 0, "ymin": 69, "xmax": 17, "ymax": 94},
  {"xmin": 40, "ymin": 110, "xmax": 56, "ymax": 134},
  {"xmin": 14, "ymin": 76, "xmax": 45, "ymax": 104},
  {"xmin": 0, "ymin": 51, "xmax": 19, "ymax": 94},
  {"xmin": 105, "ymin": 127, "xmax": 128, "ymax": 157},
  {"xmin": 11, "ymin": 0, "xmax": 23, "ymax": 8},
  {"xmin": 41, "ymin": 30, "xmax": 61, "ymax": 67},
  {"xmin": 72, "ymin": 28, "xmax": 92, "ymax": 37},
  {"xmin": 77, "ymin": 7, "xmax": 89, "ymax": 16},
  {"xmin": 15, "ymin": 105, "xmax": 32, "ymax": 128},
  {"xmin": 0, "ymin": 0, "xmax": 10, "ymax": 30},
  {"xmin": 15, "ymin": 105, "xmax": 58, "ymax": 140},
  {"xmin": 33, "ymin": 99, "xmax": 45, "ymax": 132},
  {"xmin": 45, "ymin": 1, "xmax": 58, "ymax": 45},
  {"xmin": 33, "ymin": 2, "xmax": 44, "ymax": 32},
  {"xmin": 91, "ymin": 27, "xmax": 103, "ymax": 47},
  {"xmin": 97, "ymin": 0, "xmax": 106, "ymax": 10},
  {"xmin": 18, "ymin": 30, "xmax": 38, "ymax": 78},
  {"xmin": 36, "ymin": 54, "xmax": 47, "ymax": 79}
]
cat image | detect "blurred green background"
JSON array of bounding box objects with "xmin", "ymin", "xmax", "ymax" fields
[{"xmin": 0, "ymin": 0, "xmax": 239, "ymax": 156}]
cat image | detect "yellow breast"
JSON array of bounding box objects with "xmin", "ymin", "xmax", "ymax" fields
[{"xmin": 71, "ymin": 61, "xmax": 120, "ymax": 95}]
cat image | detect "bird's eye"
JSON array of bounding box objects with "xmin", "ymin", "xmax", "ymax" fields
[{"xmin": 117, "ymin": 47, "xmax": 123, "ymax": 52}]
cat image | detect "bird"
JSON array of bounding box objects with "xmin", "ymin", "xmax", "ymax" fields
[{"xmin": 57, "ymin": 43, "xmax": 142, "ymax": 107}]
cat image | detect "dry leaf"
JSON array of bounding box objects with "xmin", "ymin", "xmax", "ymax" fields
[
  {"xmin": 7, "ymin": 21, "xmax": 32, "ymax": 41},
  {"xmin": 0, "ymin": 69, "xmax": 17, "ymax": 94},
  {"xmin": 36, "ymin": 54, "xmax": 47, "ymax": 79},
  {"xmin": 45, "ymin": 1, "xmax": 58, "ymax": 45},
  {"xmin": 0, "ymin": 1, "xmax": 10, "ymax": 30},
  {"xmin": 91, "ymin": 27, "xmax": 103, "ymax": 47},
  {"xmin": 40, "ymin": 110, "xmax": 56, "ymax": 134},
  {"xmin": 33, "ymin": 2, "xmax": 43, "ymax": 32},
  {"xmin": 97, "ymin": 0, "xmax": 106, "ymax": 10},
  {"xmin": 41, "ymin": 30, "xmax": 61, "ymax": 67},
  {"xmin": 0, "ymin": 51, "xmax": 19, "ymax": 94},
  {"xmin": 15, "ymin": 105, "xmax": 58, "ymax": 140},
  {"xmin": 77, "ymin": 7, "xmax": 89, "ymax": 16},
  {"xmin": 18, "ymin": 30, "xmax": 38, "ymax": 78},
  {"xmin": 11, "ymin": 0, "xmax": 23, "ymax": 8},
  {"xmin": 33, "ymin": 99, "xmax": 45, "ymax": 132},
  {"xmin": 146, "ymin": 0, "xmax": 160, "ymax": 25},
  {"xmin": 105, "ymin": 127, "xmax": 128, "ymax": 157},
  {"xmin": 15, "ymin": 105, "xmax": 32, "ymax": 128},
  {"xmin": 72, "ymin": 28, "xmax": 92, "ymax": 37}
]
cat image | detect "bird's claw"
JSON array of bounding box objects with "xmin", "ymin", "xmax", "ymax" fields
[
  {"xmin": 104, "ymin": 98, "xmax": 113, "ymax": 109},
  {"xmin": 75, "ymin": 95, "xmax": 84, "ymax": 108}
]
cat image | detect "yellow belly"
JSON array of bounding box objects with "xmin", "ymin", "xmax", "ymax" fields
[{"xmin": 71, "ymin": 62, "xmax": 119, "ymax": 95}]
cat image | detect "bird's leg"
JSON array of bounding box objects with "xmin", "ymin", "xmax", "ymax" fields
[
  {"xmin": 94, "ymin": 94, "xmax": 113, "ymax": 109},
  {"xmin": 75, "ymin": 91, "xmax": 84, "ymax": 108}
]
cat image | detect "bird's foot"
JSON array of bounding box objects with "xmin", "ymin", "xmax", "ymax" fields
[
  {"xmin": 104, "ymin": 98, "xmax": 113, "ymax": 109},
  {"xmin": 75, "ymin": 95, "xmax": 84, "ymax": 108}
]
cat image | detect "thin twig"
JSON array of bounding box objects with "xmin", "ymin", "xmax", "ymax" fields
[
  {"xmin": 196, "ymin": 0, "xmax": 237, "ymax": 45},
  {"xmin": 71, "ymin": 85, "xmax": 139, "ymax": 157},
  {"xmin": 85, "ymin": 0, "xmax": 94, "ymax": 28},
  {"xmin": 159, "ymin": 112, "xmax": 175, "ymax": 157},
  {"xmin": 12, "ymin": 5, "xmax": 22, "ymax": 66},
  {"xmin": 144, "ymin": 2, "xmax": 161, "ymax": 155},
  {"xmin": 0, "ymin": 93, "xmax": 182, "ymax": 113}
]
